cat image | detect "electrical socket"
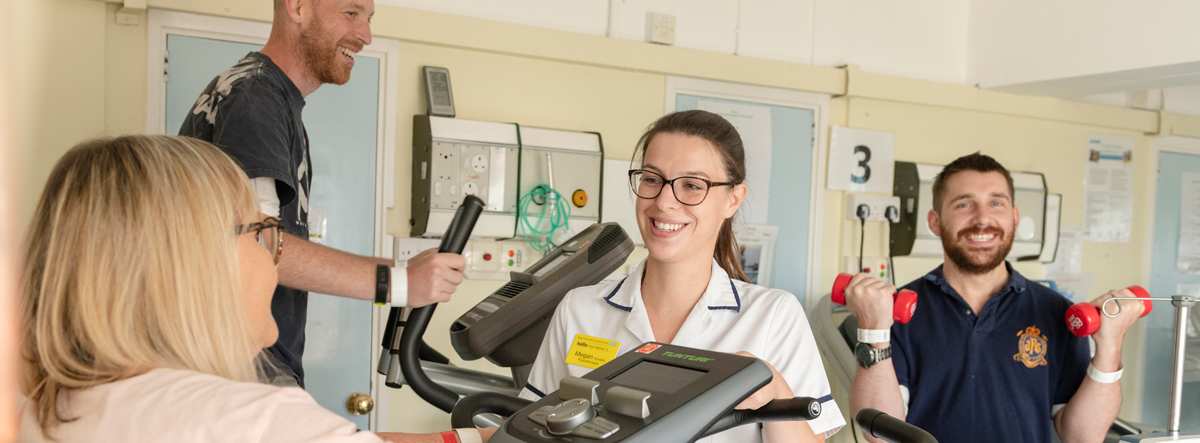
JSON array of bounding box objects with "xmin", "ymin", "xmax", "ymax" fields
[
  {"xmin": 393, "ymin": 237, "xmax": 441, "ymax": 265},
  {"xmin": 845, "ymin": 194, "xmax": 902, "ymax": 222},
  {"xmin": 843, "ymin": 256, "xmax": 891, "ymax": 282},
  {"xmin": 647, "ymin": 12, "xmax": 676, "ymax": 45}
]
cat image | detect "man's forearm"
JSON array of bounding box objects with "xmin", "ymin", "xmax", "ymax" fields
[
  {"xmin": 276, "ymin": 233, "xmax": 389, "ymax": 301},
  {"xmin": 848, "ymin": 355, "xmax": 907, "ymax": 443},
  {"xmin": 1055, "ymin": 344, "xmax": 1123, "ymax": 443}
]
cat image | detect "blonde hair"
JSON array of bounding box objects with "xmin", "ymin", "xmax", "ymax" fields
[{"xmin": 20, "ymin": 135, "xmax": 262, "ymax": 435}]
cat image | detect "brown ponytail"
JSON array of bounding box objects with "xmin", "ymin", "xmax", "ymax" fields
[{"xmin": 632, "ymin": 110, "xmax": 750, "ymax": 282}]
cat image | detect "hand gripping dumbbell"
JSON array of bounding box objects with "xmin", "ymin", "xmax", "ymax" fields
[
  {"xmin": 831, "ymin": 273, "xmax": 918, "ymax": 324},
  {"xmin": 1065, "ymin": 286, "xmax": 1153, "ymax": 337}
]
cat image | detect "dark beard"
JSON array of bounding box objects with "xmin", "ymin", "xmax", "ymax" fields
[
  {"xmin": 942, "ymin": 225, "xmax": 1011, "ymax": 275},
  {"xmin": 299, "ymin": 23, "xmax": 351, "ymax": 85}
]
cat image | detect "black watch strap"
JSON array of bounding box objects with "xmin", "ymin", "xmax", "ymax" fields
[{"xmin": 375, "ymin": 264, "xmax": 389, "ymax": 306}]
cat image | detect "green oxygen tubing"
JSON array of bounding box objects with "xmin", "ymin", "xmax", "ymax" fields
[{"xmin": 518, "ymin": 184, "xmax": 571, "ymax": 253}]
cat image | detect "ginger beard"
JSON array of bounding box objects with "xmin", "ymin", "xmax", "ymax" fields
[
  {"xmin": 940, "ymin": 222, "xmax": 1012, "ymax": 275},
  {"xmin": 299, "ymin": 13, "xmax": 355, "ymax": 86}
]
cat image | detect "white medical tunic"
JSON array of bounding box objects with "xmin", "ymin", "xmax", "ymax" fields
[{"xmin": 519, "ymin": 259, "xmax": 845, "ymax": 441}]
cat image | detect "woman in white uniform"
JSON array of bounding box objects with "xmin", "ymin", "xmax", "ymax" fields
[{"xmin": 519, "ymin": 111, "xmax": 845, "ymax": 442}]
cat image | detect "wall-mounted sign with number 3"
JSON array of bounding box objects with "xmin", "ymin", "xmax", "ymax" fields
[{"xmin": 827, "ymin": 126, "xmax": 894, "ymax": 193}]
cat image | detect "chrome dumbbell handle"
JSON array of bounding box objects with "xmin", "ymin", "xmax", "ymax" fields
[{"xmin": 1100, "ymin": 296, "xmax": 1177, "ymax": 318}]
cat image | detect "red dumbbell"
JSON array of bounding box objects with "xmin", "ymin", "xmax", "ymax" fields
[
  {"xmin": 831, "ymin": 273, "xmax": 918, "ymax": 324},
  {"xmin": 1065, "ymin": 286, "xmax": 1153, "ymax": 337}
]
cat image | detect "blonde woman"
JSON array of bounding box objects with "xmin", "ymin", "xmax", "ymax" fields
[{"xmin": 17, "ymin": 135, "xmax": 488, "ymax": 443}]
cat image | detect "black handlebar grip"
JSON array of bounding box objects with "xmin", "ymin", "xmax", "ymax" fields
[
  {"xmin": 450, "ymin": 392, "xmax": 534, "ymax": 429},
  {"xmin": 855, "ymin": 409, "xmax": 938, "ymax": 443},
  {"xmin": 702, "ymin": 397, "xmax": 822, "ymax": 437},
  {"xmin": 438, "ymin": 195, "xmax": 484, "ymax": 254},
  {"xmin": 399, "ymin": 195, "xmax": 485, "ymax": 412}
]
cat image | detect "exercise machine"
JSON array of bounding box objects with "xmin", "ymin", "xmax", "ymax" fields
[
  {"xmin": 1116, "ymin": 293, "xmax": 1200, "ymax": 442},
  {"xmin": 455, "ymin": 343, "xmax": 824, "ymax": 442},
  {"xmin": 378, "ymin": 194, "xmax": 636, "ymax": 415}
]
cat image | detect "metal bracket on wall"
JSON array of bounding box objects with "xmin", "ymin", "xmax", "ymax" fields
[{"xmin": 116, "ymin": 0, "xmax": 147, "ymax": 25}]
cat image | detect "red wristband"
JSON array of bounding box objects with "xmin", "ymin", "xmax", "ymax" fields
[{"xmin": 440, "ymin": 431, "xmax": 458, "ymax": 443}]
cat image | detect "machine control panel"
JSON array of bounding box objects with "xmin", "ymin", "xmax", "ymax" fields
[
  {"xmin": 491, "ymin": 343, "xmax": 774, "ymax": 443},
  {"xmin": 449, "ymin": 223, "xmax": 633, "ymax": 368}
]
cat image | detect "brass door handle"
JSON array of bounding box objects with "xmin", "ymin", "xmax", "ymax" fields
[{"xmin": 347, "ymin": 392, "xmax": 374, "ymax": 415}]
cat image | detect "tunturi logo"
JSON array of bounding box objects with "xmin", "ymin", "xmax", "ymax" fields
[{"xmin": 662, "ymin": 351, "xmax": 713, "ymax": 362}]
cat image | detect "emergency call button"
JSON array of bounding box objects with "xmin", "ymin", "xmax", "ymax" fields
[{"xmin": 572, "ymin": 190, "xmax": 588, "ymax": 208}]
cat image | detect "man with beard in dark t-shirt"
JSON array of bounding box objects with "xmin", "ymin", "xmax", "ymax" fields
[{"xmin": 180, "ymin": 0, "xmax": 463, "ymax": 388}]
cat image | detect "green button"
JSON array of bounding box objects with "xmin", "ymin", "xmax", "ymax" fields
[{"xmin": 508, "ymin": 259, "xmax": 514, "ymax": 266}]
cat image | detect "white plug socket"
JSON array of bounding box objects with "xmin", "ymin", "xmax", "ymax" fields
[
  {"xmin": 648, "ymin": 12, "xmax": 676, "ymax": 45},
  {"xmin": 845, "ymin": 194, "xmax": 902, "ymax": 222}
]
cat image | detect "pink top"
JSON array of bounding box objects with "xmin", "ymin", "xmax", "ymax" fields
[{"xmin": 18, "ymin": 368, "xmax": 383, "ymax": 443}]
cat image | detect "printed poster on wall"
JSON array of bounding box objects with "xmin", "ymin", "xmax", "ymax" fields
[
  {"xmin": 698, "ymin": 100, "xmax": 773, "ymax": 225},
  {"xmin": 1178, "ymin": 173, "xmax": 1200, "ymax": 273},
  {"xmin": 1082, "ymin": 134, "xmax": 1135, "ymax": 243},
  {"xmin": 734, "ymin": 224, "xmax": 779, "ymax": 287}
]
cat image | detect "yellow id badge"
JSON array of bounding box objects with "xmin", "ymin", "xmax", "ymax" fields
[{"xmin": 564, "ymin": 334, "xmax": 621, "ymax": 369}]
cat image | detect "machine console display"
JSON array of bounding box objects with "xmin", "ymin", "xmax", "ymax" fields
[
  {"xmin": 609, "ymin": 361, "xmax": 707, "ymax": 395},
  {"xmin": 488, "ymin": 343, "xmax": 772, "ymax": 443},
  {"xmin": 450, "ymin": 222, "xmax": 633, "ymax": 368}
]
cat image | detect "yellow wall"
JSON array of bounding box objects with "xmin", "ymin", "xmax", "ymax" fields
[{"xmin": 10, "ymin": 0, "xmax": 1180, "ymax": 439}]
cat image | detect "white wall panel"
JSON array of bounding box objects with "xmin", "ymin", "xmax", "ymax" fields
[
  {"xmin": 736, "ymin": 0, "xmax": 813, "ymax": 64},
  {"xmin": 609, "ymin": 0, "xmax": 739, "ymax": 54},
  {"xmin": 377, "ymin": 0, "xmax": 610, "ymax": 36},
  {"xmin": 968, "ymin": 0, "xmax": 1200, "ymax": 91},
  {"xmin": 1166, "ymin": 86, "xmax": 1200, "ymax": 118},
  {"xmin": 812, "ymin": 0, "xmax": 969, "ymax": 84}
]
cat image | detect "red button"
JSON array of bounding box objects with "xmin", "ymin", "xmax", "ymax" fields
[
  {"xmin": 483, "ymin": 253, "xmax": 492, "ymax": 261},
  {"xmin": 508, "ymin": 250, "xmax": 515, "ymax": 257}
]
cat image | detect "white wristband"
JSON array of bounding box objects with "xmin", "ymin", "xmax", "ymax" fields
[
  {"xmin": 1087, "ymin": 363, "xmax": 1123, "ymax": 384},
  {"xmin": 857, "ymin": 328, "xmax": 890, "ymax": 344},
  {"xmin": 455, "ymin": 428, "xmax": 483, "ymax": 443},
  {"xmin": 389, "ymin": 265, "xmax": 408, "ymax": 307}
]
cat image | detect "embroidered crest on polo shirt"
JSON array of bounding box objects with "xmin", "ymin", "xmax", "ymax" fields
[{"xmin": 1013, "ymin": 326, "xmax": 1048, "ymax": 368}]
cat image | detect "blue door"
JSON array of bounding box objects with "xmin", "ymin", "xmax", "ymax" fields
[
  {"xmin": 675, "ymin": 95, "xmax": 816, "ymax": 303},
  {"xmin": 1142, "ymin": 150, "xmax": 1200, "ymax": 432},
  {"xmin": 165, "ymin": 34, "xmax": 380, "ymax": 429}
]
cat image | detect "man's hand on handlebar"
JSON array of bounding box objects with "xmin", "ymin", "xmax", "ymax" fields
[
  {"xmin": 844, "ymin": 274, "xmax": 897, "ymax": 330},
  {"xmin": 405, "ymin": 248, "xmax": 465, "ymax": 307},
  {"xmin": 732, "ymin": 351, "xmax": 792, "ymax": 411}
]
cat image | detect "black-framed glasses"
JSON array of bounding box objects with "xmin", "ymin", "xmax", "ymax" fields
[
  {"xmin": 236, "ymin": 216, "xmax": 284, "ymax": 265},
  {"xmin": 628, "ymin": 169, "xmax": 735, "ymax": 206}
]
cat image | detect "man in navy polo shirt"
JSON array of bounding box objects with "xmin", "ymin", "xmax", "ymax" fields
[{"xmin": 843, "ymin": 153, "xmax": 1143, "ymax": 443}]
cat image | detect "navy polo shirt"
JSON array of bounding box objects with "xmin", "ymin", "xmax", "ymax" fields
[{"xmin": 891, "ymin": 263, "xmax": 1089, "ymax": 443}]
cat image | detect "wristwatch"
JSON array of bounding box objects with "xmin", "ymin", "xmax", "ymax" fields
[{"xmin": 854, "ymin": 342, "xmax": 892, "ymax": 369}]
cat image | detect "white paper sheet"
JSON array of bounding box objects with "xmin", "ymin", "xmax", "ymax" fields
[
  {"xmin": 699, "ymin": 100, "xmax": 773, "ymax": 225},
  {"xmin": 826, "ymin": 126, "xmax": 895, "ymax": 193},
  {"xmin": 1082, "ymin": 134, "xmax": 1135, "ymax": 243},
  {"xmin": 734, "ymin": 224, "xmax": 779, "ymax": 287},
  {"xmin": 308, "ymin": 206, "xmax": 327, "ymax": 245},
  {"xmin": 1044, "ymin": 226, "xmax": 1083, "ymax": 275},
  {"xmin": 1178, "ymin": 173, "xmax": 1200, "ymax": 273},
  {"xmin": 1045, "ymin": 273, "xmax": 1095, "ymax": 305}
]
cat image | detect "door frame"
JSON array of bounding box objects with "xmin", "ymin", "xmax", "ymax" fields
[
  {"xmin": 664, "ymin": 76, "xmax": 830, "ymax": 309},
  {"xmin": 146, "ymin": 9, "xmax": 400, "ymax": 430},
  {"xmin": 1138, "ymin": 135, "xmax": 1200, "ymax": 421}
]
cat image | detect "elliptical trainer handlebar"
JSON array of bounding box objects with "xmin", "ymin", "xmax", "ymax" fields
[
  {"xmin": 855, "ymin": 409, "xmax": 938, "ymax": 443},
  {"xmin": 398, "ymin": 195, "xmax": 485, "ymax": 412},
  {"xmin": 701, "ymin": 397, "xmax": 822, "ymax": 437}
]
